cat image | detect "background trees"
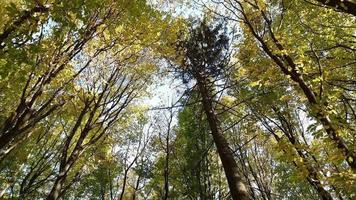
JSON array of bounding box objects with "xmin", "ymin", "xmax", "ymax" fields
[{"xmin": 0, "ymin": 0, "xmax": 355, "ymax": 199}]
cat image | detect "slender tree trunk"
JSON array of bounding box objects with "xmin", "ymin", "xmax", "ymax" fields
[
  {"xmin": 163, "ymin": 134, "xmax": 170, "ymax": 200},
  {"xmin": 132, "ymin": 174, "xmax": 141, "ymax": 200},
  {"xmin": 119, "ymin": 169, "xmax": 129, "ymax": 200},
  {"xmin": 195, "ymin": 73, "xmax": 249, "ymax": 200},
  {"xmin": 47, "ymin": 141, "xmax": 83, "ymax": 200},
  {"xmin": 0, "ymin": 184, "xmax": 10, "ymax": 198},
  {"xmin": 109, "ymin": 169, "xmax": 114, "ymax": 200},
  {"xmin": 46, "ymin": 170, "xmax": 68, "ymax": 200}
]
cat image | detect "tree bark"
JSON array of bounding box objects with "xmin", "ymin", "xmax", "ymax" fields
[
  {"xmin": 163, "ymin": 128, "xmax": 170, "ymax": 200},
  {"xmin": 132, "ymin": 173, "xmax": 141, "ymax": 200},
  {"xmin": 119, "ymin": 169, "xmax": 129, "ymax": 200},
  {"xmin": 195, "ymin": 73, "xmax": 249, "ymax": 200}
]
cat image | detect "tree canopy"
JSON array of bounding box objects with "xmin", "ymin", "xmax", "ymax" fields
[{"xmin": 0, "ymin": 0, "xmax": 355, "ymax": 199}]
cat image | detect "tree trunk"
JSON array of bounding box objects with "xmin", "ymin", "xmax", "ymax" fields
[
  {"xmin": 163, "ymin": 134, "xmax": 170, "ymax": 200},
  {"xmin": 46, "ymin": 145, "xmax": 82, "ymax": 200},
  {"xmin": 132, "ymin": 174, "xmax": 141, "ymax": 200},
  {"xmin": 195, "ymin": 73, "xmax": 249, "ymax": 200},
  {"xmin": 119, "ymin": 169, "xmax": 129, "ymax": 200},
  {"xmin": 46, "ymin": 171, "xmax": 68, "ymax": 200}
]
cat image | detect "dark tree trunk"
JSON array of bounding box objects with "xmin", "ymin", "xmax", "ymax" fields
[
  {"xmin": 119, "ymin": 169, "xmax": 129, "ymax": 200},
  {"xmin": 46, "ymin": 166, "xmax": 70, "ymax": 200},
  {"xmin": 163, "ymin": 133, "xmax": 170, "ymax": 200},
  {"xmin": 132, "ymin": 174, "xmax": 141, "ymax": 200},
  {"xmin": 196, "ymin": 73, "xmax": 249, "ymax": 200}
]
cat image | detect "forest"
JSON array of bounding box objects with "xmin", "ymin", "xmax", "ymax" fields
[{"xmin": 0, "ymin": 0, "xmax": 355, "ymax": 199}]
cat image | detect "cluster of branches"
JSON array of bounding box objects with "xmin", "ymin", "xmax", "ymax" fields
[{"xmin": 0, "ymin": 0, "xmax": 355, "ymax": 200}]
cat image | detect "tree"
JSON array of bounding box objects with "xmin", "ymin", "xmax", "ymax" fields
[
  {"xmin": 0, "ymin": 0, "xmax": 114, "ymax": 160},
  {"xmin": 176, "ymin": 21, "xmax": 250, "ymax": 200},
  {"xmin": 1, "ymin": 0, "xmax": 355, "ymax": 199},
  {"xmin": 205, "ymin": 0, "xmax": 355, "ymax": 169},
  {"xmin": 172, "ymin": 92, "xmax": 228, "ymax": 199},
  {"xmin": 0, "ymin": 1, "xmax": 176, "ymax": 198}
]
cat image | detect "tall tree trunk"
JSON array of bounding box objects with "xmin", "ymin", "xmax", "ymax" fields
[
  {"xmin": 46, "ymin": 169, "xmax": 69, "ymax": 200},
  {"xmin": 195, "ymin": 74, "xmax": 249, "ymax": 200},
  {"xmin": 132, "ymin": 174, "xmax": 141, "ymax": 200},
  {"xmin": 47, "ymin": 137, "xmax": 84, "ymax": 200},
  {"xmin": 163, "ymin": 133, "xmax": 170, "ymax": 200},
  {"xmin": 109, "ymin": 169, "xmax": 114, "ymax": 200},
  {"xmin": 119, "ymin": 169, "xmax": 129, "ymax": 200}
]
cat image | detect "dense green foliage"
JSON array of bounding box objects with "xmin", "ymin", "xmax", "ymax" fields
[{"xmin": 0, "ymin": 0, "xmax": 355, "ymax": 199}]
